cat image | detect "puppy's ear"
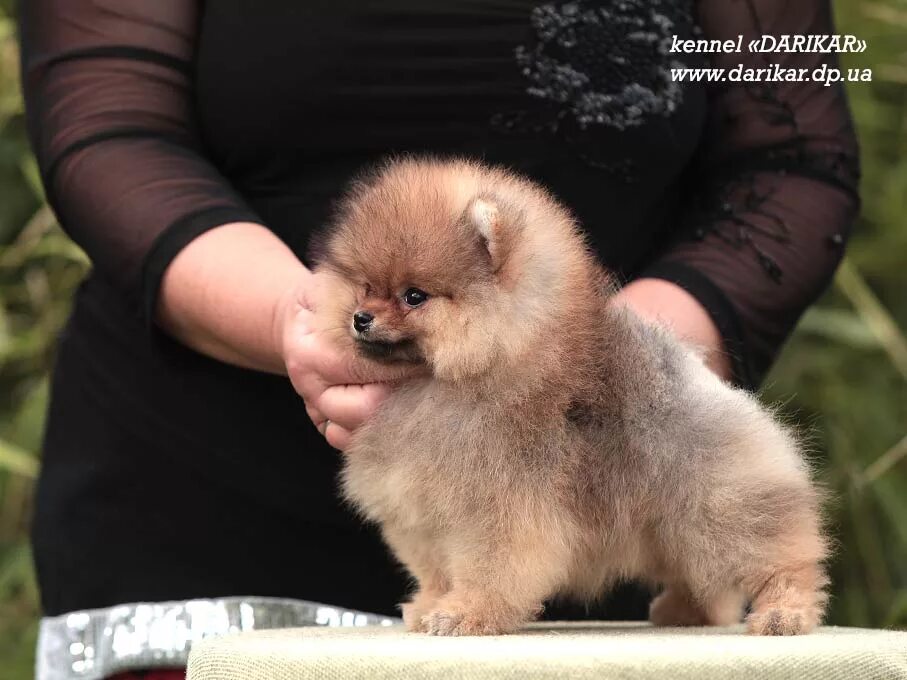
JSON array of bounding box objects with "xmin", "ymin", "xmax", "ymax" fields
[{"xmin": 467, "ymin": 196, "xmax": 514, "ymax": 271}]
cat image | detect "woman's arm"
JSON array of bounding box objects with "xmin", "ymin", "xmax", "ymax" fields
[
  {"xmin": 19, "ymin": 0, "xmax": 299, "ymax": 369},
  {"xmin": 19, "ymin": 1, "xmax": 265, "ymax": 321},
  {"xmin": 156, "ymin": 222, "xmax": 307, "ymax": 374},
  {"xmin": 634, "ymin": 0, "xmax": 860, "ymax": 388},
  {"xmin": 19, "ymin": 0, "xmax": 412, "ymax": 449}
]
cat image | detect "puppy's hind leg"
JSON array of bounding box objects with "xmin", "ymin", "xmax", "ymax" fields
[
  {"xmin": 650, "ymin": 584, "xmax": 745, "ymax": 627},
  {"xmin": 697, "ymin": 488, "xmax": 828, "ymax": 635},
  {"xmin": 663, "ymin": 453, "xmax": 827, "ymax": 634},
  {"xmin": 739, "ymin": 488, "xmax": 829, "ymax": 635},
  {"xmin": 744, "ymin": 561, "xmax": 828, "ymax": 636},
  {"xmin": 741, "ymin": 464, "xmax": 828, "ymax": 635}
]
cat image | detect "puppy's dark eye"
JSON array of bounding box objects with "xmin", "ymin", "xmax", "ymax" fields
[{"xmin": 403, "ymin": 288, "xmax": 429, "ymax": 307}]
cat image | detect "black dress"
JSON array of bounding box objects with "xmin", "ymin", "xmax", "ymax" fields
[{"xmin": 19, "ymin": 0, "xmax": 859, "ymax": 618}]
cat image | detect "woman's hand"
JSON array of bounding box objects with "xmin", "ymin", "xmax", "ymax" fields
[
  {"xmin": 609, "ymin": 278, "xmax": 733, "ymax": 380},
  {"xmin": 158, "ymin": 223, "xmax": 419, "ymax": 451},
  {"xmin": 276, "ymin": 271, "xmax": 423, "ymax": 450}
]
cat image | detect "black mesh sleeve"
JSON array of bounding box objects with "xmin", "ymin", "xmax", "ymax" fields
[
  {"xmin": 18, "ymin": 0, "xmax": 265, "ymax": 322},
  {"xmin": 640, "ymin": 0, "xmax": 860, "ymax": 388}
]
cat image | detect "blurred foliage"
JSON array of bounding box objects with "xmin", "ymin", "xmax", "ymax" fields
[
  {"xmin": 0, "ymin": 1, "xmax": 906, "ymax": 678},
  {"xmin": 1, "ymin": 2, "xmax": 89, "ymax": 677}
]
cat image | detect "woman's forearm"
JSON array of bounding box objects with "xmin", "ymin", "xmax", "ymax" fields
[{"xmin": 156, "ymin": 222, "xmax": 310, "ymax": 374}]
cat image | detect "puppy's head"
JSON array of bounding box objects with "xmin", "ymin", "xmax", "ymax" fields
[{"xmin": 314, "ymin": 159, "xmax": 585, "ymax": 382}]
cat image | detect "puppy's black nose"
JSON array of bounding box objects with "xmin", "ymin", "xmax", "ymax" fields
[{"xmin": 353, "ymin": 311, "xmax": 374, "ymax": 333}]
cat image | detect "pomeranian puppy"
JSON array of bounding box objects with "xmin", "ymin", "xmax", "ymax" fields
[{"xmin": 311, "ymin": 157, "xmax": 828, "ymax": 637}]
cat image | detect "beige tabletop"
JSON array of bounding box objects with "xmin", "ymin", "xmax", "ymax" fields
[{"xmin": 186, "ymin": 620, "xmax": 907, "ymax": 680}]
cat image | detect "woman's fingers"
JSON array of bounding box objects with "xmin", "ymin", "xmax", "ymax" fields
[
  {"xmin": 340, "ymin": 351, "xmax": 427, "ymax": 385},
  {"xmin": 288, "ymin": 326, "xmax": 400, "ymax": 446},
  {"xmin": 305, "ymin": 329, "xmax": 424, "ymax": 386},
  {"xmin": 281, "ymin": 270, "xmax": 426, "ymax": 449},
  {"xmin": 305, "ymin": 403, "xmax": 326, "ymax": 428},
  {"xmin": 314, "ymin": 382, "xmax": 392, "ymax": 431},
  {"xmin": 308, "ymin": 405, "xmax": 353, "ymax": 451},
  {"xmin": 323, "ymin": 422, "xmax": 352, "ymax": 450}
]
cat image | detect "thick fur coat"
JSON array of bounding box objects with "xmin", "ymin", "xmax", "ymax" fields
[{"xmin": 312, "ymin": 158, "xmax": 828, "ymax": 636}]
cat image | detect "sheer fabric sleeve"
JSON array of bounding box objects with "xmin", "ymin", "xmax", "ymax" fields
[
  {"xmin": 640, "ymin": 0, "xmax": 860, "ymax": 388},
  {"xmin": 19, "ymin": 0, "xmax": 264, "ymax": 322}
]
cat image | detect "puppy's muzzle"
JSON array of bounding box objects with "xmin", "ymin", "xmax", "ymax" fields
[
  {"xmin": 351, "ymin": 310, "xmax": 422, "ymax": 363},
  {"xmin": 355, "ymin": 337, "xmax": 423, "ymax": 363}
]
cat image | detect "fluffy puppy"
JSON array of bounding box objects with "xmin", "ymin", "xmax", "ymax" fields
[{"xmin": 311, "ymin": 157, "xmax": 828, "ymax": 637}]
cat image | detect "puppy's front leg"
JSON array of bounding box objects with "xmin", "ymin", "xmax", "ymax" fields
[
  {"xmin": 402, "ymin": 572, "xmax": 449, "ymax": 633},
  {"xmin": 421, "ymin": 534, "xmax": 567, "ymax": 636},
  {"xmin": 382, "ymin": 525, "xmax": 450, "ymax": 632}
]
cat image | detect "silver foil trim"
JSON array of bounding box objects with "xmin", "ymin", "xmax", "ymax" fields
[{"xmin": 36, "ymin": 596, "xmax": 399, "ymax": 680}]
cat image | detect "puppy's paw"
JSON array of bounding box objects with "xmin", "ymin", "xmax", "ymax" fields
[
  {"xmin": 401, "ymin": 587, "xmax": 447, "ymax": 632},
  {"xmin": 746, "ymin": 606, "xmax": 818, "ymax": 636},
  {"xmin": 421, "ymin": 607, "xmax": 515, "ymax": 636},
  {"xmin": 422, "ymin": 609, "xmax": 464, "ymax": 636},
  {"xmin": 649, "ymin": 589, "xmax": 708, "ymax": 627},
  {"xmin": 401, "ymin": 602, "xmax": 428, "ymax": 632}
]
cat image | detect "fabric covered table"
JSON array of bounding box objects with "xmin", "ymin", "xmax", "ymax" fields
[{"xmin": 186, "ymin": 621, "xmax": 907, "ymax": 679}]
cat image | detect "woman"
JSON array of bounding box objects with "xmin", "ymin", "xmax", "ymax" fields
[{"xmin": 20, "ymin": 0, "xmax": 858, "ymax": 677}]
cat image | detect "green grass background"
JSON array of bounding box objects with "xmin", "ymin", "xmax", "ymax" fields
[{"xmin": 1, "ymin": 1, "xmax": 906, "ymax": 677}]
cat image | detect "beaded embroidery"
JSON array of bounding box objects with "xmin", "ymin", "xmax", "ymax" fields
[
  {"xmin": 492, "ymin": 0, "xmax": 698, "ymax": 181},
  {"xmin": 514, "ymin": 0, "xmax": 696, "ymax": 132}
]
